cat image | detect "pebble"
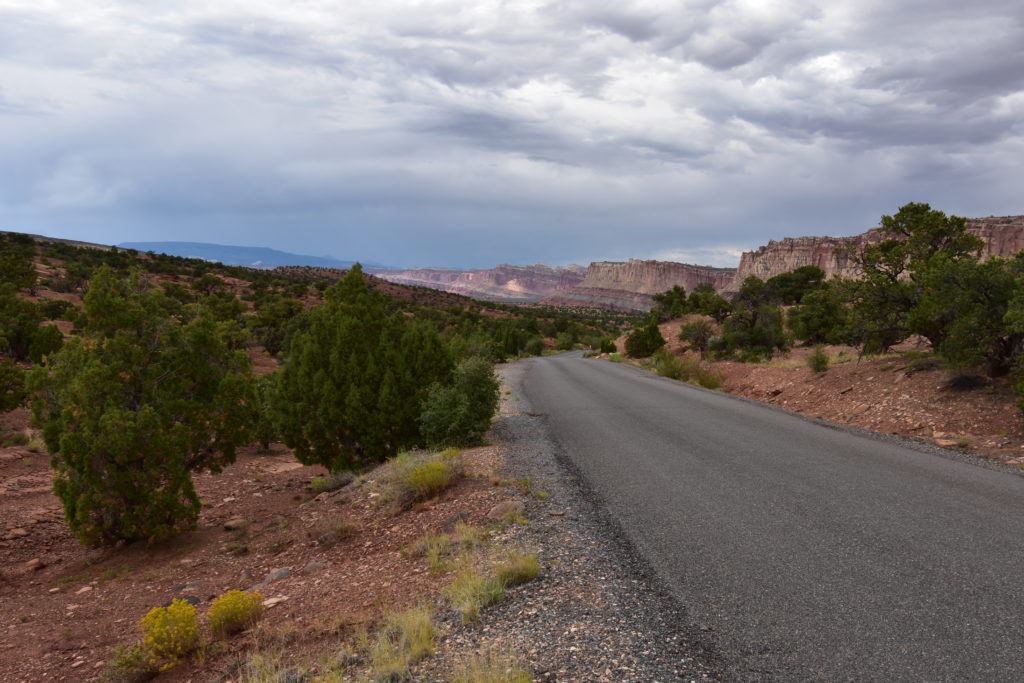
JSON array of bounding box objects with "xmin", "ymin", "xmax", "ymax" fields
[{"xmin": 223, "ymin": 517, "xmax": 247, "ymax": 531}]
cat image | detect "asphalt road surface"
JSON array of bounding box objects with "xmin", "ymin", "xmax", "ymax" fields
[{"xmin": 517, "ymin": 352, "xmax": 1024, "ymax": 681}]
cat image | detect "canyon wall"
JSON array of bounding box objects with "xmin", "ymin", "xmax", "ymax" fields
[
  {"xmin": 540, "ymin": 260, "xmax": 737, "ymax": 311},
  {"xmin": 725, "ymin": 216, "xmax": 1024, "ymax": 293},
  {"xmin": 367, "ymin": 263, "xmax": 586, "ymax": 303}
]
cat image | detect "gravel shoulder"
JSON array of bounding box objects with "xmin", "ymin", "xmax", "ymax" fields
[{"xmin": 419, "ymin": 360, "xmax": 723, "ymax": 681}]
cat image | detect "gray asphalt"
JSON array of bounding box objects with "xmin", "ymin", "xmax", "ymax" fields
[{"xmin": 517, "ymin": 351, "xmax": 1024, "ymax": 682}]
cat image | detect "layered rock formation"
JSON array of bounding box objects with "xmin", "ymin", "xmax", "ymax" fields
[
  {"xmin": 541, "ymin": 260, "xmax": 737, "ymax": 311},
  {"xmin": 725, "ymin": 216, "xmax": 1024, "ymax": 292},
  {"xmin": 366, "ymin": 263, "xmax": 585, "ymax": 303}
]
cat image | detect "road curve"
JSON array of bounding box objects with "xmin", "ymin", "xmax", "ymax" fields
[{"xmin": 517, "ymin": 352, "xmax": 1024, "ymax": 682}]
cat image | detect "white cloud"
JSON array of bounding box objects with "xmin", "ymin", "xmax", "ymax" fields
[{"xmin": 0, "ymin": 0, "xmax": 1020, "ymax": 267}]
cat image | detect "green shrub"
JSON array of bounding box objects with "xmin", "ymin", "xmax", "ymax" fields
[
  {"xmin": 208, "ymin": 590, "xmax": 264, "ymax": 639},
  {"xmin": 0, "ymin": 358, "xmax": 26, "ymax": 413},
  {"xmin": 406, "ymin": 461, "xmax": 453, "ymax": 498},
  {"xmin": 653, "ymin": 349, "xmax": 685, "ymax": 380},
  {"xmin": 651, "ymin": 349, "xmax": 724, "ymax": 390},
  {"xmin": 599, "ymin": 337, "xmax": 617, "ymax": 353},
  {"xmin": 523, "ymin": 336, "xmax": 545, "ymax": 356},
  {"xmin": 419, "ymin": 357, "xmax": 500, "ymax": 448},
  {"xmin": 712, "ymin": 304, "xmax": 789, "ymax": 362},
  {"xmin": 494, "ymin": 550, "xmax": 540, "ymax": 587},
  {"xmin": 625, "ymin": 318, "xmax": 666, "ymax": 358},
  {"xmin": 554, "ymin": 331, "xmax": 575, "ymax": 351},
  {"xmin": 447, "ymin": 565, "xmax": 504, "ymax": 625},
  {"xmin": 105, "ymin": 642, "xmax": 154, "ymax": 682},
  {"xmin": 140, "ymin": 598, "xmax": 200, "ymax": 671},
  {"xmin": 370, "ymin": 604, "xmax": 435, "ymax": 681},
  {"xmin": 807, "ymin": 346, "xmax": 829, "ymax": 374},
  {"xmin": 387, "ymin": 449, "xmax": 463, "ymax": 508},
  {"xmin": 274, "ymin": 264, "xmax": 453, "ymax": 473}
]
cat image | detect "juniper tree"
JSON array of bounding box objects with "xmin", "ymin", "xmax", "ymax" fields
[
  {"xmin": 29, "ymin": 266, "xmax": 254, "ymax": 545},
  {"xmin": 273, "ymin": 265, "xmax": 452, "ymax": 473}
]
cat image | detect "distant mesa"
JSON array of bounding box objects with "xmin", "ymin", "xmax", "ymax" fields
[
  {"xmin": 366, "ymin": 263, "xmax": 586, "ymax": 303},
  {"xmin": 117, "ymin": 241, "xmax": 375, "ymax": 270},
  {"xmin": 541, "ymin": 260, "xmax": 736, "ymax": 312}
]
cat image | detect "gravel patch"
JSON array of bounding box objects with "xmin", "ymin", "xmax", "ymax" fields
[{"xmin": 416, "ymin": 362, "xmax": 723, "ymax": 682}]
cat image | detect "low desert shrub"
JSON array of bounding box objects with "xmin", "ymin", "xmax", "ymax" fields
[
  {"xmin": 140, "ymin": 598, "xmax": 200, "ymax": 671},
  {"xmin": 387, "ymin": 449, "xmax": 463, "ymax": 509},
  {"xmin": 446, "ymin": 565, "xmax": 504, "ymax": 625},
  {"xmin": 448, "ymin": 648, "xmax": 532, "ymax": 683},
  {"xmin": 494, "ymin": 550, "xmax": 540, "ymax": 587},
  {"xmin": 311, "ymin": 513, "xmax": 358, "ymax": 547},
  {"xmin": 105, "ymin": 642, "xmax": 154, "ymax": 682},
  {"xmin": 370, "ymin": 604, "xmax": 435, "ymax": 681},
  {"xmin": 651, "ymin": 349, "xmax": 723, "ymax": 390},
  {"xmin": 208, "ymin": 590, "xmax": 264, "ymax": 639},
  {"xmin": 310, "ymin": 472, "xmax": 352, "ymax": 495},
  {"xmin": 807, "ymin": 346, "xmax": 829, "ymax": 374}
]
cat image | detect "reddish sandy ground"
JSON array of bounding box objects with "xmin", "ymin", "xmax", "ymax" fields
[{"xmin": 0, "ymin": 407, "xmax": 507, "ymax": 681}]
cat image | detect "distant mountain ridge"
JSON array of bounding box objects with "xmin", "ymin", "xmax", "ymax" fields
[{"xmin": 118, "ymin": 241, "xmax": 374, "ymax": 269}]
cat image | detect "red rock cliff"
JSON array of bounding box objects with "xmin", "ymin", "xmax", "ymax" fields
[
  {"xmin": 725, "ymin": 215, "xmax": 1024, "ymax": 292},
  {"xmin": 540, "ymin": 260, "xmax": 737, "ymax": 311},
  {"xmin": 366, "ymin": 263, "xmax": 585, "ymax": 303}
]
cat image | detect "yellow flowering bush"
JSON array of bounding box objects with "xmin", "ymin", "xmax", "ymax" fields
[
  {"xmin": 140, "ymin": 598, "xmax": 200, "ymax": 670},
  {"xmin": 208, "ymin": 590, "xmax": 264, "ymax": 638}
]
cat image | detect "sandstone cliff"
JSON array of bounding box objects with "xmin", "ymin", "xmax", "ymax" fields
[
  {"xmin": 540, "ymin": 260, "xmax": 737, "ymax": 312},
  {"xmin": 725, "ymin": 216, "xmax": 1024, "ymax": 292},
  {"xmin": 366, "ymin": 263, "xmax": 585, "ymax": 303}
]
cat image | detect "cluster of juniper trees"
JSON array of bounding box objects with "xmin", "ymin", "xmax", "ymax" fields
[
  {"xmin": 629, "ymin": 203, "xmax": 1024, "ymax": 392},
  {"xmin": 0, "ymin": 237, "xmax": 616, "ymax": 546}
]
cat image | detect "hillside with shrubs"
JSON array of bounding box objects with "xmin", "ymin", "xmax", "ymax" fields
[{"xmin": 0, "ymin": 232, "xmax": 626, "ymax": 680}]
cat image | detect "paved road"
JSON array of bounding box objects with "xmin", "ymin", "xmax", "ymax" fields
[{"xmin": 517, "ymin": 352, "xmax": 1024, "ymax": 681}]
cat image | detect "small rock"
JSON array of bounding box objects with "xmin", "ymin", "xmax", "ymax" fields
[
  {"xmin": 301, "ymin": 560, "xmax": 327, "ymax": 575},
  {"xmin": 839, "ymin": 386, "xmax": 854, "ymax": 394},
  {"xmin": 262, "ymin": 596, "xmax": 289, "ymax": 608},
  {"xmin": 75, "ymin": 586, "xmax": 92, "ymax": 595},
  {"xmin": 935, "ymin": 438, "xmax": 958, "ymax": 448},
  {"xmin": 25, "ymin": 558, "xmax": 44, "ymax": 571},
  {"xmin": 263, "ymin": 567, "xmax": 292, "ymax": 584},
  {"xmin": 48, "ymin": 587, "xmax": 60, "ymax": 594},
  {"xmin": 70, "ymin": 660, "xmax": 85, "ymax": 669},
  {"xmin": 548, "ymin": 510, "xmax": 565, "ymax": 516},
  {"xmin": 8, "ymin": 528, "xmax": 29, "ymax": 538},
  {"xmin": 223, "ymin": 517, "xmax": 247, "ymax": 531},
  {"xmin": 486, "ymin": 500, "xmax": 525, "ymax": 520}
]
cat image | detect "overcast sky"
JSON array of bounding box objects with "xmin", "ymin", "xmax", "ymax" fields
[{"xmin": 1, "ymin": 1, "xmax": 1021, "ymax": 268}]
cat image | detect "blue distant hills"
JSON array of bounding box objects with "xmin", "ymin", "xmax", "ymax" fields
[{"xmin": 118, "ymin": 241, "xmax": 382, "ymax": 269}]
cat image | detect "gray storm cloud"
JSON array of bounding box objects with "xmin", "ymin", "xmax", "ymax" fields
[{"xmin": 0, "ymin": 0, "xmax": 1020, "ymax": 268}]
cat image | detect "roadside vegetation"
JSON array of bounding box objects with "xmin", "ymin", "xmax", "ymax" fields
[
  {"xmin": 0, "ymin": 230, "xmax": 603, "ymax": 679},
  {"xmin": 621, "ymin": 202, "xmax": 1024, "ymax": 408}
]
